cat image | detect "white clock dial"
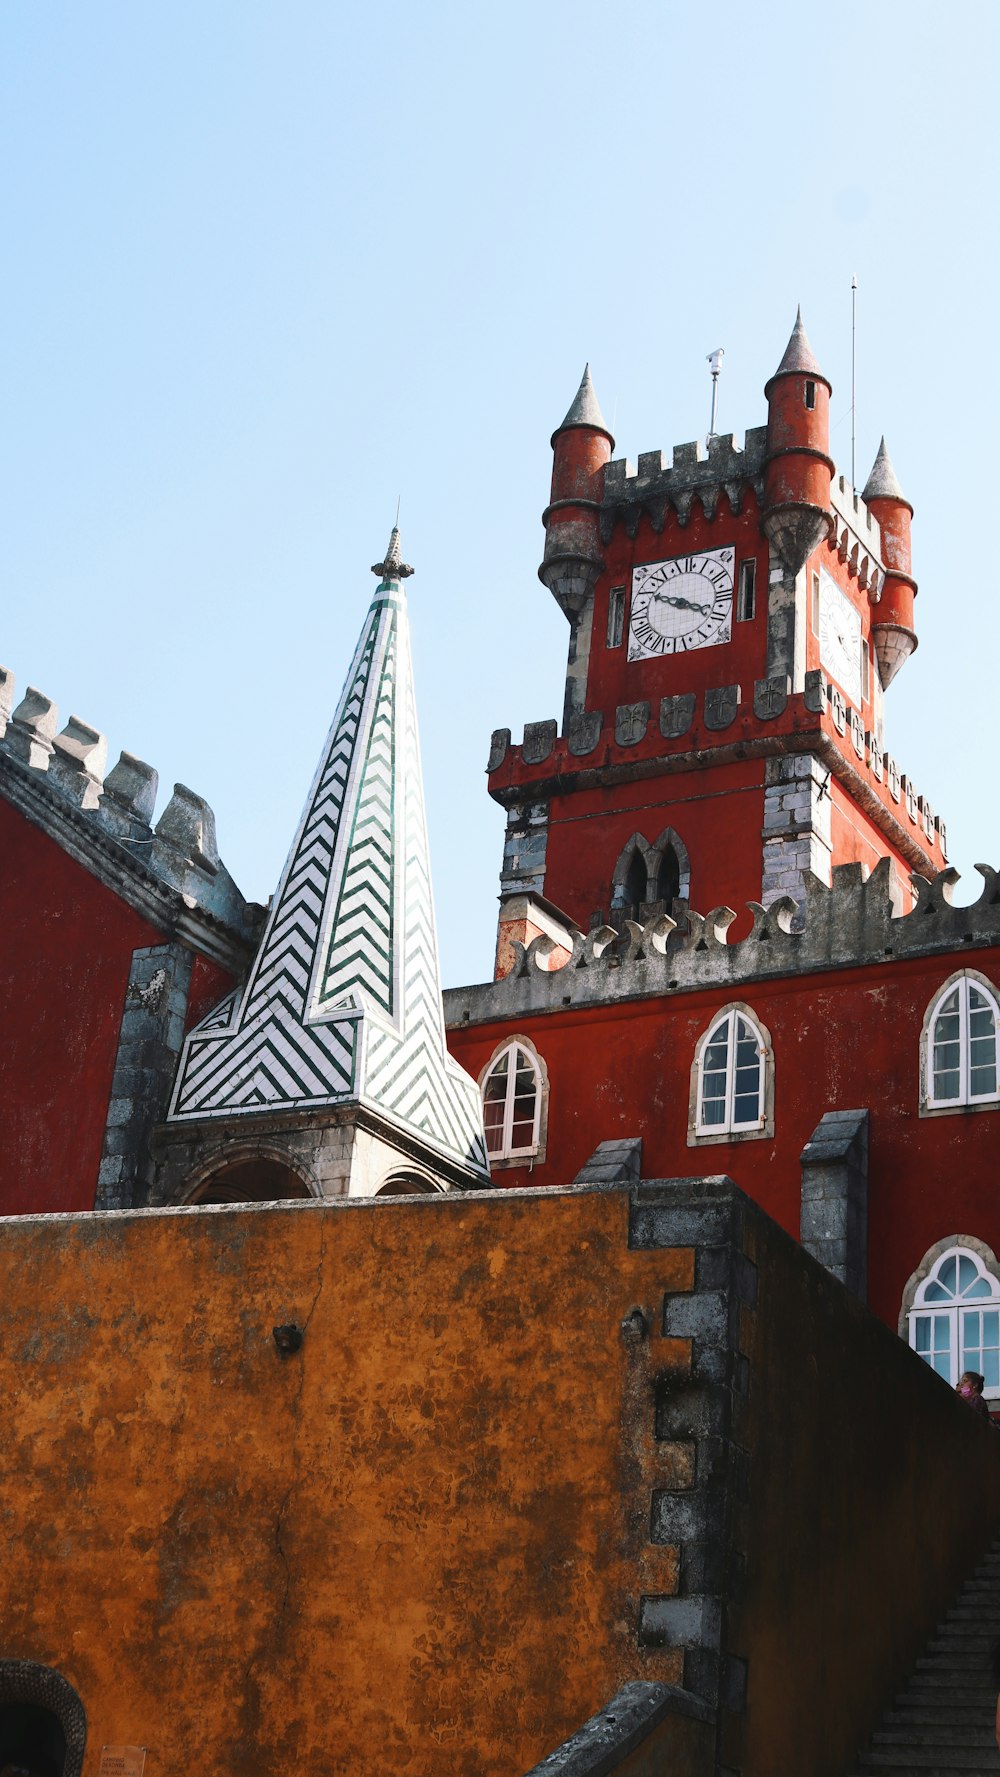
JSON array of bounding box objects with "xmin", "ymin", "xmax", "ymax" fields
[
  {"xmin": 627, "ymin": 547, "xmax": 735, "ymax": 660},
  {"xmin": 818, "ymin": 569, "xmax": 863, "ymax": 707}
]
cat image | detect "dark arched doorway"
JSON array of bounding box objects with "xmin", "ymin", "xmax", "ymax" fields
[
  {"xmin": 375, "ymin": 1173, "xmax": 438, "ymax": 1196},
  {"xmin": 0, "ymin": 1664, "xmax": 86, "ymax": 1777},
  {"xmin": 189, "ymin": 1156, "xmax": 312, "ymax": 1205},
  {"xmin": 0, "ymin": 1702, "xmax": 66, "ymax": 1776}
]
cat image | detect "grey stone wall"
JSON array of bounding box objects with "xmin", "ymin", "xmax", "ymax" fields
[
  {"xmin": 799, "ymin": 1108, "xmax": 869, "ymax": 1300},
  {"xmin": 96, "ymin": 944, "xmax": 194, "ymax": 1210}
]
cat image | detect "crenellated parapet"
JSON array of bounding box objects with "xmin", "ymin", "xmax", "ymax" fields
[
  {"xmin": 486, "ymin": 668, "xmax": 947, "ymax": 881},
  {"xmin": 444, "ymin": 860, "xmax": 1000, "ymax": 1028},
  {"xmin": 599, "ymin": 428, "xmax": 769, "ymax": 542},
  {"xmin": 0, "ymin": 665, "xmax": 260, "ymax": 967}
]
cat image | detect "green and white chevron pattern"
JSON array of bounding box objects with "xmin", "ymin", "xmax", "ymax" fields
[{"xmin": 167, "ymin": 572, "xmax": 488, "ymax": 1180}]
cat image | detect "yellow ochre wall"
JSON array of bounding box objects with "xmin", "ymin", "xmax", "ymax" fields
[{"xmin": 0, "ymin": 1187, "xmax": 690, "ymax": 1777}]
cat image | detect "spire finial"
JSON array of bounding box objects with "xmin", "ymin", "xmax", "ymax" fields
[
  {"xmin": 371, "ymin": 524, "xmax": 414, "ymax": 581},
  {"xmin": 772, "ymin": 306, "xmax": 823, "ymax": 380}
]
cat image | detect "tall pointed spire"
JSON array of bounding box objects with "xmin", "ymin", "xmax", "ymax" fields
[
  {"xmin": 553, "ymin": 364, "xmax": 614, "ymax": 445},
  {"xmin": 165, "ymin": 534, "xmax": 489, "ymax": 1192}
]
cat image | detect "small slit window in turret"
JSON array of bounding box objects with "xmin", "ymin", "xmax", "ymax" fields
[
  {"xmin": 810, "ymin": 572, "xmax": 820, "ymax": 636},
  {"xmin": 607, "ymin": 586, "xmax": 625, "ymax": 649},
  {"xmin": 804, "ymin": 380, "xmax": 816, "ymax": 410},
  {"xmin": 862, "ymin": 642, "xmax": 871, "ymax": 703},
  {"xmin": 736, "ymin": 560, "xmax": 756, "ymax": 622}
]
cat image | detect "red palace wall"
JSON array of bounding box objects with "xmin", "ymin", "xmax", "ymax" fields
[
  {"xmin": 446, "ymin": 946, "xmax": 1000, "ymax": 1337},
  {"xmin": 0, "ymin": 799, "xmax": 165, "ymax": 1214}
]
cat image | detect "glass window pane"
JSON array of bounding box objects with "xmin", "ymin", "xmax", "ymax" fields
[
  {"xmin": 970, "ymin": 1062, "xmax": 997, "ymax": 1098},
  {"xmin": 985, "ymin": 1352, "xmax": 1000, "ymax": 1392},
  {"xmin": 923, "ymin": 1282, "xmax": 950, "ymax": 1303},
  {"xmin": 733, "ymin": 1092, "xmax": 760, "ymax": 1126},
  {"xmin": 933, "ymin": 1316, "xmax": 951, "ymax": 1353},
  {"xmin": 914, "ymin": 1318, "xmax": 931, "ymax": 1354},
  {"xmin": 933, "ymin": 1351, "xmax": 952, "ymax": 1379},
  {"xmin": 959, "ymin": 1256, "xmax": 978, "ymax": 1293},
  {"xmin": 483, "ymin": 1054, "xmax": 509, "ymax": 1100},
  {"xmin": 984, "ymin": 1311, "xmax": 999, "ymax": 1346},
  {"xmin": 965, "ymin": 1278, "xmax": 992, "ymax": 1299},
  {"xmin": 938, "ymin": 1257, "xmax": 957, "ymax": 1295}
]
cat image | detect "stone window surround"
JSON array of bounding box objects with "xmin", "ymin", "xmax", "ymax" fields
[
  {"xmin": 899, "ymin": 1235, "xmax": 1000, "ymax": 1402},
  {"xmin": 919, "ymin": 967, "xmax": 1000, "ymax": 1119},
  {"xmin": 687, "ymin": 1002, "xmax": 775, "ymax": 1148},
  {"xmin": 478, "ymin": 1035, "xmax": 549, "ymax": 1171},
  {"xmin": 611, "ymin": 826, "xmax": 692, "ymax": 912}
]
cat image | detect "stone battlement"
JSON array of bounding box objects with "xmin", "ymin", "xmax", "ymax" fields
[
  {"xmin": 600, "ymin": 427, "xmax": 769, "ymax": 537},
  {"xmin": 0, "ymin": 664, "xmax": 258, "ymax": 962},
  {"xmin": 444, "ymin": 860, "xmax": 997, "ymax": 1027},
  {"xmin": 486, "ymin": 670, "xmax": 947, "ymax": 878}
]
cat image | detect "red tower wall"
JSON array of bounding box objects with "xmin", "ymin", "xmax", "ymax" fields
[{"xmin": 0, "ymin": 799, "xmax": 167, "ymax": 1213}]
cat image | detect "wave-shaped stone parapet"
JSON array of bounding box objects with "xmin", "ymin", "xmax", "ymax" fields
[{"xmin": 443, "ymin": 860, "xmax": 1000, "ymax": 1028}]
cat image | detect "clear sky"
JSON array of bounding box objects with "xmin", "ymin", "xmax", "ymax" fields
[{"xmin": 2, "ymin": 1, "xmax": 997, "ymax": 986}]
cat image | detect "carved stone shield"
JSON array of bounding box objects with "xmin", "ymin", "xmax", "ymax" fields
[
  {"xmin": 487, "ymin": 728, "xmax": 510, "ymax": 772},
  {"xmin": 753, "ymin": 675, "xmax": 789, "ymax": 721},
  {"xmin": 660, "ymin": 693, "xmax": 695, "ymax": 740},
  {"xmin": 615, "ymin": 702, "xmax": 650, "ymax": 747},
  {"xmin": 567, "ymin": 709, "xmax": 603, "ymax": 757},
  {"xmin": 522, "ymin": 719, "xmax": 557, "ymax": 765},
  {"xmin": 705, "ymin": 684, "xmax": 741, "ymax": 731}
]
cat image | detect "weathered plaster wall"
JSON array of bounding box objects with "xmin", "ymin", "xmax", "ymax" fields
[
  {"xmin": 0, "ymin": 1187, "xmax": 691, "ymax": 1777},
  {"xmin": 729, "ymin": 1198, "xmax": 1000, "ymax": 1777},
  {"xmin": 0, "ymin": 799, "xmax": 163, "ymax": 1214}
]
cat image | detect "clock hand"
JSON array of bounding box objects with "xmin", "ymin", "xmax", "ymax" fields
[{"xmin": 651, "ymin": 592, "xmax": 709, "ymax": 613}]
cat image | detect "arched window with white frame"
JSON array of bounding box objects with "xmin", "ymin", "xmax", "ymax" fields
[
  {"xmin": 479, "ymin": 1038, "xmax": 547, "ymax": 1165},
  {"xmin": 921, "ymin": 970, "xmax": 1000, "ymax": 1113},
  {"xmin": 906, "ymin": 1243, "xmax": 1000, "ymax": 1395},
  {"xmin": 689, "ymin": 1004, "xmax": 773, "ymax": 1145}
]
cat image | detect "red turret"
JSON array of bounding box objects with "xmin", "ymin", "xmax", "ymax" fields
[
  {"xmin": 863, "ymin": 438, "xmax": 917, "ymax": 687},
  {"xmin": 763, "ymin": 309, "xmax": 834, "ymax": 572},
  {"xmin": 539, "ymin": 366, "xmax": 615, "ymax": 722}
]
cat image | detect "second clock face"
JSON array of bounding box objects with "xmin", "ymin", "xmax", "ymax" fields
[
  {"xmin": 628, "ymin": 547, "xmax": 735, "ymax": 659},
  {"xmin": 818, "ymin": 569, "xmax": 863, "ymax": 707}
]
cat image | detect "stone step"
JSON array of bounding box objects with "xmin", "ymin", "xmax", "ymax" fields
[
  {"xmin": 855, "ymin": 1749, "xmax": 1000, "ymax": 1770},
  {"xmin": 899, "ymin": 1682, "xmax": 998, "ymax": 1701},
  {"xmin": 873, "ymin": 1727, "xmax": 997, "ymax": 1747},
  {"xmin": 916, "ymin": 1649, "xmax": 994, "ymax": 1663},
  {"xmin": 886, "ymin": 1709, "xmax": 997, "ymax": 1728}
]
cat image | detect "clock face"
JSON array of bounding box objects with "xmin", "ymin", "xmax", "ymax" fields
[
  {"xmin": 627, "ymin": 547, "xmax": 735, "ymax": 660},
  {"xmin": 818, "ymin": 569, "xmax": 863, "ymax": 707}
]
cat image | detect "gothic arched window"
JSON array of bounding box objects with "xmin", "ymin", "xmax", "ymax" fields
[
  {"xmin": 921, "ymin": 971, "xmax": 1000, "ymax": 1112},
  {"xmin": 907, "ymin": 1243, "xmax": 1000, "ymax": 1393},
  {"xmin": 480, "ymin": 1039, "xmax": 547, "ymax": 1165},
  {"xmin": 689, "ymin": 1005, "xmax": 773, "ymax": 1144}
]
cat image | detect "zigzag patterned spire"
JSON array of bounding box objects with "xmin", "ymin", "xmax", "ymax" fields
[{"xmin": 167, "ymin": 541, "xmax": 489, "ymax": 1181}]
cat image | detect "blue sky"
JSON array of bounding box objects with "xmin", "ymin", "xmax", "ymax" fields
[{"xmin": 1, "ymin": 1, "xmax": 996, "ymax": 985}]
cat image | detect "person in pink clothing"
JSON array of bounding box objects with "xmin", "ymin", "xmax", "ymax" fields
[{"xmin": 956, "ymin": 1371, "xmax": 991, "ymax": 1420}]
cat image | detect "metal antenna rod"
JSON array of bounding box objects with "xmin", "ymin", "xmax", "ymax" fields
[
  {"xmin": 851, "ymin": 276, "xmax": 858, "ymax": 491},
  {"xmin": 706, "ymin": 348, "xmax": 724, "ymax": 443}
]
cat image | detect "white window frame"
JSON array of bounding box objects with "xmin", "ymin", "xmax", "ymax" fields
[
  {"xmin": 688, "ymin": 1003, "xmax": 774, "ymax": 1146},
  {"xmin": 920, "ymin": 969, "xmax": 1000, "ymax": 1115},
  {"xmin": 479, "ymin": 1038, "xmax": 546, "ymax": 1166},
  {"xmin": 906, "ymin": 1242, "xmax": 1000, "ymax": 1396}
]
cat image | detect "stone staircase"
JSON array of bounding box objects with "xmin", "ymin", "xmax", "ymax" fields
[{"xmin": 850, "ymin": 1540, "xmax": 1000, "ymax": 1774}]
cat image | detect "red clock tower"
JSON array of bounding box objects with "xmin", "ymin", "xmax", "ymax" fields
[{"xmin": 487, "ymin": 312, "xmax": 944, "ymax": 971}]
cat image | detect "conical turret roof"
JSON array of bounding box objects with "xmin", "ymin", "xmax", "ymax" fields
[
  {"xmin": 552, "ymin": 364, "xmax": 614, "ymax": 445},
  {"xmin": 167, "ymin": 536, "xmax": 489, "ymax": 1182},
  {"xmin": 770, "ymin": 307, "xmax": 825, "ymax": 382},
  {"xmin": 862, "ymin": 437, "xmax": 907, "ymax": 505}
]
